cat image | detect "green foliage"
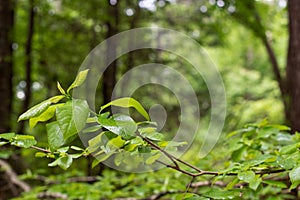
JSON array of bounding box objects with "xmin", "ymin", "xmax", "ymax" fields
[
  {"xmin": 5, "ymin": 70, "xmax": 300, "ymax": 199},
  {"xmin": 15, "ymin": 70, "xmax": 174, "ymax": 171},
  {"xmin": 0, "ymin": 133, "xmax": 36, "ymax": 148}
]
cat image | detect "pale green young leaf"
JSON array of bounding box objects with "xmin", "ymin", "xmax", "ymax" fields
[
  {"xmin": 82, "ymin": 125, "xmax": 102, "ymax": 133},
  {"xmin": 0, "ymin": 133, "xmax": 15, "ymax": 140},
  {"xmin": 67, "ymin": 69, "xmax": 89, "ymax": 93},
  {"xmin": 87, "ymin": 132, "xmax": 105, "ymax": 153},
  {"xmin": 18, "ymin": 95, "xmax": 65, "ymax": 121},
  {"xmin": 11, "ymin": 135, "xmax": 37, "ymax": 148},
  {"xmin": 57, "ymin": 81, "xmax": 66, "ymax": 95},
  {"xmin": 145, "ymin": 153, "xmax": 161, "ymax": 164},
  {"xmin": 100, "ymin": 97, "xmax": 149, "ymax": 121},
  {"xmin": 70, "ymin": 146, "xmax": 84, "ymax": 151},
  {"xmin": 92, "ymin": 152, "xmax": 114, "ymax": 168},
  {"xmin": 0, "ymin": 142, "xmax": 8, "ymax": 147},
  {"xmin": 107, "ymin": 136, "xmax": 125, "ymax": 152},
  {"xmin": 35, "ymin": 152, "xmax": 47, "ymax": 158},
  {"xmin": 48, "ymin": 159, "xmax": 59, "ymax": 167},
  {"xmin": 58, "ymin": 156, "xmax": 73, "ymax": 170},
  {"xmin": 29, "ymin": 104, "xmax": 64, "ymax": 129}
]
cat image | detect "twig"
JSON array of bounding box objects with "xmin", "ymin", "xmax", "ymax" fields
[
  {"xmin": 184, "ymin": 176, "xmax": 195, "ymax": 196},
  {"xmin": 140, "ymin": 135, "xmax": 180, "ymax": 169},
  {"xmin": 0, "ymin": 159, "xmax": 30, "ymax": 192},
  {"xmin": 31, "ymin": 145, "xmax": 51, "ymax": 153},
  {"xmin": 37, "ymin": 192, "xmax": 68, "ymax": 199}
]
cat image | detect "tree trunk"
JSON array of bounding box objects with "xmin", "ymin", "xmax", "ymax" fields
[
  {"xmin": 102, "ymin": 0, "xmax": 119, "ymax": 104},
  {"xmin": 18, "ymin": 0, "xmax": 35, "ymax": 134},
  {"xmin": 286, "ymin": 0, "xmax": 300, "ymax": 133},
  {"xmin": 0, "ymin": 0, "xmax": 14, "ymax": 133}
]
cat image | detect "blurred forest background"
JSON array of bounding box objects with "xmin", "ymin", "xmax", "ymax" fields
[{"xmin": 1, "ymin": 0, "xmax": 300, "ymax": 199}]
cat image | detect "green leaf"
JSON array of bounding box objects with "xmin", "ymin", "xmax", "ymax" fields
[
  {"xmin": 280, "ymin": 143, "xmax": 300, "ymax": 155},
  {"xmin": 139, "ymin": 127, "xmax": 164, "ymax": 141},
  {"xmin": 249, "ymin": 175, "xmax": 261, "ymax": 190},
  {"xmin": 100, "ymin": 97, "xmax": 150, "ymax": 121},
  {"xmin": 0, "ymin": 133, "xmax": 15, "ymax": 140},
  {"xmin": 263, "ymin": 180, "xmax": 287, "ymax": 188},
  {"xmin": 57, "ymin": 146, "xmax": 69, "ymax": 153},
  {"xmin": 70, "ymin": 154, "xmax": 82, "ymax": 159},
  {"xmin": 92, "ymin": 152, "xmax": 113, "ymax": 168},
  {"xmin": 238, "ymin": 170, "xmax": 255, "ymax": 183},
  {"xmin": 82, "ymin": 125, "xmax": 102, "ymax": 133},
  {"xmin": 70, "ymin": 146, "xmax": 84, "ymax": 151},
  {"xmin": 18, "ymin": 100, "xmax": 51, "ymax": 122},
  {"xmin": 18, "ymin": 95, "xmax": 65, "ymax": 121},
  {"xmin": 0, "ymin": 142, "xmax": 8, "ymax": 147},
  {"xmin": 87, "ymin": 132, "xmax": 105, "ymax": 153},
  {"xmin": 49, "ymin": 95, "xmax": 66, "ymax": 103},
  {"xmin": 138, "ymin": 146, "xmax": 151, "ymax": 153},
  {"xmin": 277, "ymin": 157, "xmax": 295, "ymax": 170},
  {"xmin": 29, "ymin": 104, "xmax": 64, "ymax": 129},
  {"xmin": 98, "ymin": 114, "xmax": 137, "ymax": 139},
  {"xmin": 114, "ymin": 153, "xmax": 123, "ymax": 166},
  {"xmin": 35, "ymin": 152, "xmax": 47, "ymax": 158},
  {"xmin": 57, "ymin": 81, "xmax": 66, "ymax": 95},
  {"xmin": 145, "ymin": 153, "xmax": 161, "ymax": 164},
  {"xmin": 56, "ymin": 99, "xmax": 90, "ymax": 141},
  {"xmin": 58, "ymin": 156, "xmax": 73, "ymax": 170},
  {"xmin": 226, "ymin": 178, "xmax": 239, "ymax": 190},
  {"xmin": 244, "ymin": 155, "xmax": 276, "ymax": 167},
  {"xmin": 158, "ymin": 140, "xmax": 188, "ymax": 148},
  {"xmin": 124, "ymin": 143, "xmax": 138, "ymax": 152},
  {"xmin": 48, "ymin": 159, "xmax": 59, "ymax": 167},
  {"xmin": 67, "ymin": 69, "xmax": 89, "ymax": 93},
  {"xmin": 46, "ymin": 122, "xmax": 66, "ymax": 149},
  {"xmin": 107, "ymin": 136, "xmax": 125, "ymax": 152},
  {"xmin": 289, "ymin": 165, "xmax": 300, "ymax": 189},
  {"xmin": 142, "ymin": 131, "xmax": 164, "ymax": 141},
  {"xmin": 270, "ymin": 124, "xmax": 291, "ymax": 131},
  {"xmin": 11, "ymin": 135, "xmax": 37, "ymax": 148},
  {"xmin": 203, "ymin": 188, "xmax": 238, "ymax": 199}
]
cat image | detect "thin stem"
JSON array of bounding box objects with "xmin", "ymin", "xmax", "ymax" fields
[
  {"xmin": 185, "ymin": 176, "xmax": 195, "ymax": 194},
  {"xmin": 140, "ymin": 135, "xmax": 180, "ymax": 169},
  {"xmin": 156, "ymin": 160, "xmax": 196, "ymax": 177},
  {"xmin": 31, "ymin": 146, "xmax": 51, "ymax": 153}
]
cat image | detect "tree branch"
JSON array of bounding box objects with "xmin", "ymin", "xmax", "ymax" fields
[{"xmin": 0, "ymin": 159, "xmax": 30, "ymax": 192}]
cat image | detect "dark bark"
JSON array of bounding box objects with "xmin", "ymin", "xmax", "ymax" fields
[
  {"xmin": 102, "ymin": 0, "xmax": 119, "ymax": 104},
  {"xmin": 120, "ymin": 4, "xmax": 141, "ymax": 95},
  {"xmin": 0, "ymin": 0, "xmax": 14, "ymax": 133},
  {"xmin": 18, "ymin": 0, "xmax": 35, "ymax": 134},
  {"xmin": 286, "ymin": 0, "xmax": 300, "ymax": 133},
  {"xmin": 252, "ymin": 7, "xmax": 289, "ymax": 123},
  {"xmin": 262, "ymin": 36, "xmax": 289, "ymax": 121}
]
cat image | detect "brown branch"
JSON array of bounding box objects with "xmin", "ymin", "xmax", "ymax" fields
[
  {"xmin": 156, "ymin": 160, "xmax": 197, "ymax": 177},
  {"xmin": 31, "ymin": 145, "xmax": 51, "ymax": 153},
  {"xmin": 37, "ymin": 192, "xmax": 68, "ymax": 200},
  {"xmin": 141, "ymin": 136, "xmax": 203, "ymax": 173},
  {"xmin": 140, "ymin": 135, "xmax": 180, "ymax": 169},
  {"xmin": 0, "ymin": 159, "xmax": 30, "ymax": 192}
]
